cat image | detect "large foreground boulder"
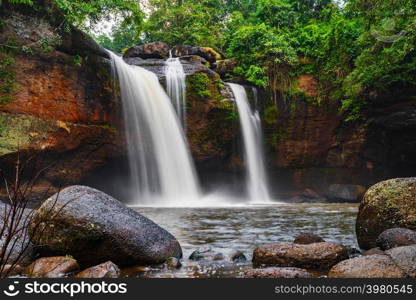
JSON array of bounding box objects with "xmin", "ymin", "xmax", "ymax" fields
[
  {"xmin": 29, "ymin": 186, "xmax": 182, "ymax": 267},
  {"xmin": 252, "ymin": 242, "xmax": 347, "ymax": 270},
  {"xmin": 356, "ymin": 178, "xmax": 416, "ymax": 249}
]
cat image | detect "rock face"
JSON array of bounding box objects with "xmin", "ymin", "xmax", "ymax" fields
[
  {"xmin": 74, "ymin": 261, "xmax": 120, "ymax": 278},
  {"xmin": 376, "ymin": 228, "xmax": 416, "ymax": 250},
  {"xmin": 29, "ymin": 186, "xmax": 182, "ymax": 267},
  {"xmin": 243, "ymin": 267, "xmax": 312, "ymax": 278},
  {"xmin": 293, "ymin": 232, "xmax": 325, "ymax": 244},
  {"xmin": 0, "ymin": 3, "xmax": 123, "ymax": 204},
  {"xmin": 328, "ymin": 254, "xmax": 405, "ymax": 278},
  {"xmin": 325, "ymin": 184, "xmax": 366, "ymax": 202},
  {"xmin": 356, "ymin": 178, "xmax": 416, "ymax": 249},
  {"xmin": 24, "ymin": 256, "xmax": 80, "ymax": 278},
  {"xmin": 252, "ymin": 242, "xmax": 348, "ymax": 270}
]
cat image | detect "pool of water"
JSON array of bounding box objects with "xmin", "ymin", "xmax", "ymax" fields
[{"xmin": 124, "ymin": 203, "xmax": 359, "ymax": 278}]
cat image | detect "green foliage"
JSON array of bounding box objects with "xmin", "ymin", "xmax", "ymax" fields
[
  {"xmin": 187, "ymin": 73, "xmax": 212, "ymax": 98},
  {"xmin": 0, "ymin": 41, "xmax": 18, "ymax": 104}
]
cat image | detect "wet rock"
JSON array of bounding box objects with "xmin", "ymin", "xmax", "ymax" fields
[
  {"xmin": 123, "ymin": 42, "xmax": 170, "ymax": 59},
  {"xmin": 325, "ymin": 184, "xmax": 366, "ymax": 202},
  {"xmin": 362, "ymin": 248, "xmax": 385, "ymax": 256},
  {"xmin": 376, "ymin": 228, "xmax": 416, "ymax": 250},
  {"xmin": 166, "ymin": 257, "xmax": 182, "ymax": 269},
  {"xmin": 345, "ymin": 246, "xmax": 362, "ymax": 258},
  {"xmin": 356, "ymin": 178, "xmax": 416, "ymax": 249},
  {"xmin": 229, "ymin": 250, "xmax": 247, "ymax": 263},
  {"xmin": 386, "ymin": 245, "xmax": 416, "ymax": 277},
  {"xmin": 214, "ymin": 59, "xmax": 237, "ymax": 77},
  {"xmin": 328, "ymin": 254, "xmax": 405, "ymax": 278},
  {"xmin": 293, "ymin": 232, "xmax": 325, "ymax": 244},
  {"xmin": 24, "ymin": 256, "xmax": 79, "ymax": 278},
  {"xmin": 74, "ymin": 261, "xmax": 120, "ymax": 278},
  {"xmin": 29, "ymin": 186, "xmax": 182, "ymax": 267},
  {"xmin": 253, "ymin": 242, "xmax": 348, "ymax": 270},
  {"xmin": 243, "ymin": 267, "xmax": 312, "ymax": 278},
  {"xmin": 189, "ymin": 247, "xmax": 225, "ymax": 262}
]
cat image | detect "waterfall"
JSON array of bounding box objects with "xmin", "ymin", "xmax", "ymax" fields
[
  {"xmin": 108, "ymin": 51, "xmax": 200, "ymax": 205},
  {"xmin": 228, "ymin": 83, "xmax": 271, "ymax": 203},
  {"xmin": 165, "ymin": 52, "xmax": 187, "ymax": 128}
]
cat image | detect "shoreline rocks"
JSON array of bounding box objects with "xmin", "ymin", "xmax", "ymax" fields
[
  {"xmin": 253, "ymin": 242, "xmax": 348, "ymax": 270},
  {"xmin": 293, "ymin": 232, "xmax": 325, "ymax": 244},
  {"xmin": 29, "ymin": 186, "xmax": 182, "ymax": 267},
  {"xmin": 74, "ymin": 261, "xmax": 120, "ymax": 278},
  {"xmin": 24, "ymin": 256, "xmax": 79, "ymax": 278}
]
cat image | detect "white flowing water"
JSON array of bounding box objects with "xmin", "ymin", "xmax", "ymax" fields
[
  {"xmin": 108, "ymin": 52, "xmax": 200, "ymax": 205},
  {"xmin": 228, "ymin": 83, "xmax": 272, "ymax": 203},
  {"xmin": 165, "ymin": 53, "xmax": 187, "ymax": 128}
]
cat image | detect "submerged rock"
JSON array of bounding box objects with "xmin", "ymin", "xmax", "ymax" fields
[
  {"xmin": 243, "ymin": 267, "xmax": 312, "ymax": 278},
  {"xmin": 24, "ymin": 256, "xmax": 79, "ymax": 278},
  {"xmin": 376, "ymin": 228, "xmax": 416, "ymax": 250},
  {"xmin": 356, "ymin": 178, "xmax": 416, "ymax": 249},
  {"xmin": 229, "ymin": 250, "xmax": 247, "ymax": 263},
  {"xmin": 74, "ymin": 261, "xmax": 120, "ymax": 278},
  {"xmin": 252, "ymin": 242, "xmax": 347, "ymax": 270},
  {"xmin": 328, "ymin": 254, "xmax": 405, "ymax": 278},
  {"xmin": 29, "ymin": 186, "xmax": 182, "ymax": 267},
  {"xmin": 293, "ymin": 232, "xmax": 325, "ymax": 244}
]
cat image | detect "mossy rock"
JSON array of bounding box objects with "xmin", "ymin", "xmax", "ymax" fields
[{"xmin": 356, "ymin": 178, "xmax": 416, "ymax": 249}]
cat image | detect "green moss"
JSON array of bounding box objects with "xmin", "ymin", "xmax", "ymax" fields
[
  {"xmin": 0, "ymin": 113, "xmax": 55, "ymax": 156},
  {"xmin": 0, "ymin": 40, "xmax": 18, "ymax": 104},
  {"xmin": 186, "ymin": 73, "xmax": 212, "ymax": 98},
  {"xmin": 264, "ymin": 106, "xmax": 278, "ymax": 125}
]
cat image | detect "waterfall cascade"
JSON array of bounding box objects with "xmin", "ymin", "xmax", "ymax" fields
[
  {"xmin": 165, "ymin": 52, "xmax": 187, "ymax": 128},
  {"xmin": 228, "ymin": 83, "xmax": 272, "ymax": 203},
  {"xmin": 108, "ymin": 51, "xmax": 200, "ymax": 205}
]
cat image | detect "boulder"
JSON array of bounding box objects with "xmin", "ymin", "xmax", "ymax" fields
[
  {"xmin": 376, "ymin": 228, "xmax": 416, "ymax": 250},
  {"xmin": 356, "ymin": 178, "xmax": 416, "ymax": 249},
  {"xmin": 0, "ymin": 264, "xmax": 23, "ymax": 277},
  {"xmin": 229, "ymin": 250, "xmax": 247, "ymax": 263},
  {"xmin": 123, "ymin": 42, "xmax": 170, "ymax": 59},
  {"xmin": 29, "ymin": 186, "xmax": 182, "ymax": 267},
  {"xmin": 386, "ymin": 245, "xmax": 416, "ymax": 277},
  {"xmin": 24, "ymin": 256, "xmax": 79, "ymax": 278},
  {"xmin": 243, "ymin": 267, "xmax": 312, "ymax": 278},
  {"xmin": 171, "ymin": 45, "xmax": 223, "ymax": 64},
  {"xmin": 74, "ymin": 261, "xmax": 120, "ymax": 278},
  {"xmin": 252, "ymin": 242, "xmax": 348, "ymax": 270},
  {"xmin": 293, "ymin": 232, "xmax": 325, "ymax": 244},
  {"xmin": 325, "ymin": 184, "xmax": 366, "ymax": 202},
  {"xmin": 214, "ymin": 59, "xmax": 237, "ymax": 77},
  {"xmin": 328, "ymin": 254, "xmax": 405, "ymax": 278}
]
